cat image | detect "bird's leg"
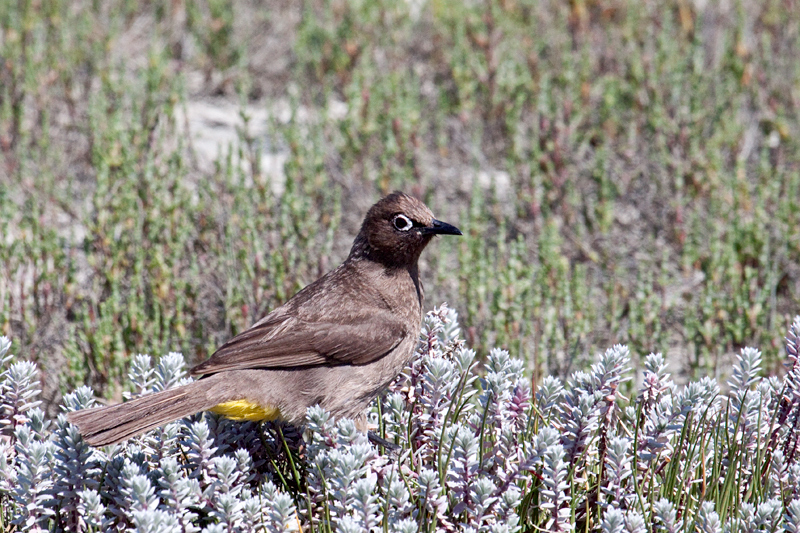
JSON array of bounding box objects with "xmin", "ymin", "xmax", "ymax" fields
[
  {"xmin": 367, "ymin": 431, "xmax": 401, "ymax": 452},
  {"xmin": 353, "ymin": 411, "xmax": 401, "ymax": 452}
]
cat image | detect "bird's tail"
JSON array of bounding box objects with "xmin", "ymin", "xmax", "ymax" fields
[{"xmin": 67, "ymin": 378, "xmax": 226, "ymax": 446}]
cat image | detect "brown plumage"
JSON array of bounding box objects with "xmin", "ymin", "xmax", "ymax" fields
[{"xmin": 68, "ymin": 192, "xmax": 461, "ymax": 446}]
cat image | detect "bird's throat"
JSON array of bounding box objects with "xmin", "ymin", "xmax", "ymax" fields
[{"xmin": 209, "ymin": 400, "xmax": 281, "ymax": 421}]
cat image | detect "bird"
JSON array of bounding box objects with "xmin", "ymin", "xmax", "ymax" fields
[{"xmin": 68, "ymin": 191, "xmax": 461, "ymax": 446}]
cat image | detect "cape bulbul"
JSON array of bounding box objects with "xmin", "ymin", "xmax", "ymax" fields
[{"xmin": 69, "ymin": 192, "xmax": 461, "ymax": 446}]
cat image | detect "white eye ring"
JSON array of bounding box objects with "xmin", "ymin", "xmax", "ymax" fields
[{"xmin": 393, "ymin": 214, "xmax": 413, "ymax": 231}]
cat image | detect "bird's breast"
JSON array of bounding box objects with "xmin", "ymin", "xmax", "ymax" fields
[{"xmin": 373, "ymin": 265, "xmax": 423, "ymax": 319}]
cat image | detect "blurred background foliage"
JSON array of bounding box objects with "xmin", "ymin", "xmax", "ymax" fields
[{"xmin": 0, "ymin": 0, "xmax": 798, "ymax": 410}]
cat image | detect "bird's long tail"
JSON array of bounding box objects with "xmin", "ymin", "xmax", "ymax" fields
[{"xmin": 67, "ymin": 378, "xmax": 226, "ymax": 446}]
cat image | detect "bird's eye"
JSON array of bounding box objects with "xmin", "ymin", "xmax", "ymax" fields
[{"xmin": 393, "ymin": 214, "xmax": 413, "ymax": 231}]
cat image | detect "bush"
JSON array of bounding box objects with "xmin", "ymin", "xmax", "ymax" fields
[
  {"xmin": 4, "ymin": 1, "xmax": 800, "ymax": 408},
  {"xmin": 1, "ymin": 306, "xmax": 799, "ymax": 532}
]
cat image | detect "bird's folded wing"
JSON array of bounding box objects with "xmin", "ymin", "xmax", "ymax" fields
[{"xmin": 190, "ymin": 313, "xmax": 408, "ymax": 375}]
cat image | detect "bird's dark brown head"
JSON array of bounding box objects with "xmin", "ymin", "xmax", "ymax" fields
[{"xmin": 350, "ymin": 191, "xmax": 461, "ymax": 268}]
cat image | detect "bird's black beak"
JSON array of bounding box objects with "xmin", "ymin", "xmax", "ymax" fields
[{"xmin": 424, "ymin": 219, "xmax": 462, "ymax": 236}]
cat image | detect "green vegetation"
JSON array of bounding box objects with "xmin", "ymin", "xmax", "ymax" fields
[
  {"xmin": 1, "ymin": 309, "xmax": 799, "ymax": 531},
  {"xmin": 1, "ymin": 0, "xmax": 798, "ymax": 410}
]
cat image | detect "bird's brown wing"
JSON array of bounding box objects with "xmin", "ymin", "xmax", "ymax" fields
[{"xmin": 190, "ymin": 312, "xmax": 409, "ymax": 376}]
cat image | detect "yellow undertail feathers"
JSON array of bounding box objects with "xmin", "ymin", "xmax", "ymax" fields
[{"xmin": 209, "ymin": 400, "xmax": 281, "ymax": 421}]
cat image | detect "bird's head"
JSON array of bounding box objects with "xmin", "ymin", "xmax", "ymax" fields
[{"xmin": 350, "ymin": 191, "xmax": 461, "ymax": 268}]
